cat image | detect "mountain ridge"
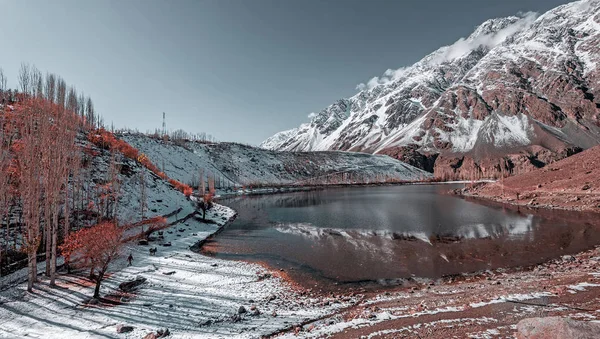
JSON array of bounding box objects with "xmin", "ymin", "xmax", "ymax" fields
[{"xmin": 262, "ymin": 0, "xmax": 600, "ymax": 179}]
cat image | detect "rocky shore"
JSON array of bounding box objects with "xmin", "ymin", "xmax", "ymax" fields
[
  {"xmin": 273, "ymin": 244, "xmax": 600, "ymax": 338},
  {"xmin": 453, "ymin": 146, "xmax": 600, "ymax": 213}
]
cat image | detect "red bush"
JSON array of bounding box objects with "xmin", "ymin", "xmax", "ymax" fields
[
  {"xmin": 168, "ymin": 179, "xmax": 193, "ymax": 197},
  {"xmin": 89, "ymin": 129, "xmax": 193, "ymax": 197}
]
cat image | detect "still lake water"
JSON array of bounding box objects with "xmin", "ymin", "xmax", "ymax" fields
[{"xmin": 201, "ymin": 185, "xmax": 600, "ymax": 287}]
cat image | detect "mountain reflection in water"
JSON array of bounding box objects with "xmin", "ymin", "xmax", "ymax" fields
[{"xmin": 201, "ymin": 185, "xmax": 600, "ymax": 287}]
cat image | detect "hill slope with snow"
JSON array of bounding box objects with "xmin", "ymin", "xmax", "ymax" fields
[
  {"xmin": 121, "ymin": 134, "xmax": 431, "ymax": 187},
  {"xmin": 262, "ymin": 0, "xmax": 600, "ymax": 179}
]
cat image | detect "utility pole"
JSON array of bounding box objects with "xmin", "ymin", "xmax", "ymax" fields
[{"xmin": 162, "ymin": 112, "xmax": 166, "ymax": 137}]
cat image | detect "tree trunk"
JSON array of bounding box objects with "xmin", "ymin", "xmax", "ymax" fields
[
  {"xmin": 65, "ymin": 176, "xmax": 70, "ymax": 239},
  {"xmin": 50, "ymin": 209, "xmax": 58, "ymax": 286},
  {"xmin": 93, "ymin": 278, "xmax": 101, "ymax": 299},
  {"xmin": 27, "ymin": 252, "xmax": 34, "ymax": 292},
  {"xmin": 93, "ymin": 271, "xmax": 104, "ymax": 299},
  {"xmin": 32, "ymin": 251, "xmax": 37, "ymax": 282},
  {"xmin": 45, "ymin": 218, "xmax": 50, "ymax": 276}
]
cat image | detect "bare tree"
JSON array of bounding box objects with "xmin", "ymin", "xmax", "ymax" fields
[
  {"xmin": 0, "ymin": 68, "xmax": 6, "ymax": 102},
  {"xmin": 18, "ymin": 63, "xmax": 31, "ymax": 96},
  {"xmin": 45, "ymin": 73, "xmax": 56, "ymax": 103},
  {"xmin": 49, "ymin": 98, "xmax": 80, "ymax": 285},
  {"xmin": 208, "ymin": 172, "xmax": 215, "ymax": 195},
  {"xmin": 56, "ymin": 77, "xmax": 67, "ymax": 109},
  {"xmin": 139, "ymin": 169, "xmax": 147, "ymax": 223},
  {"xmin": 199, "ymin": 168, "xmax": 205, "ymax": 195},
  {"xmin": 19, "ymin": 99, "xmax": 45, "ymax": 291},
  {"xmin": 31, "ymin": 66, "xmax": 43, "ymax": 98},
  {"xmin": 107, "ymin": 151, "xmax": 121, "ymax": 221},
  {"xmin": 0, "ymin": 113, "xmax": 11, "ymax": 275},
  {"xmin": 78, "ymin": 93, "xmax": 86, "ymax": 122},
  {"xmin": 85, "ymin": 97, "xmax": 95, "ymax": 128},
  {"xmin": 0, "ymin": 65, "xmax": 96, "ymax": 285},
  {"xmin": 66, "ymin": 86, "xmax": 78, "ymax": 115}
]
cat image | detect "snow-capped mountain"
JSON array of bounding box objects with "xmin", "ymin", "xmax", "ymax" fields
[{"xmin": 262, "ymin": 0, "xmax": 600, "ymax": 178}]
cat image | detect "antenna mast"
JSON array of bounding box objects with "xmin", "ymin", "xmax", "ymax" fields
[{"xmin": 162, "ymin": 112, "xmax": 166, "ymax": 137}]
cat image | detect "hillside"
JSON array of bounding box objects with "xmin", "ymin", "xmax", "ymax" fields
[
  {"xmin": 121, "ymin": 134, "xmax": 432, "ymax": 188},
  {"xmin": 82, "ymin": 133, "xmax": 193, "ymax": 224},
  {"xmin": 457, "ymin": 145, "xmax": 600, "ymax": 212},
  {"xmin": 262, "ymin": 0, "xmax": 600, "ymax": 179}
]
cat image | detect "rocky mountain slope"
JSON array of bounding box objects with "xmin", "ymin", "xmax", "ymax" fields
[
  {"xmin": 457, "ymin": 145, "xmax": 600, "ymax": 212},
  {"xmin": 262, "ymin": 0, "xmax": 600, "ymax": 179},
  {"xmin": 122, "ymin": 134, "xmax": 431, "ymax": 187}
]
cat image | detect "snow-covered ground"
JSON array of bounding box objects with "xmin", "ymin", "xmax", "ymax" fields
[{"xmin": 0, "ymin": 203, "xmax": 344, "ymax": 338}]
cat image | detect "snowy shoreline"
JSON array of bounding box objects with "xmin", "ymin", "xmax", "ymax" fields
[{"xmin": 0, "ymin": 202, "xmax": 349, "ymax": 339}]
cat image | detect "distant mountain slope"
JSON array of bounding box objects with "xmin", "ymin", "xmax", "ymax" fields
[
  {"xmin": 262, "ymin": 0, "xmax": 600, "ymax": 179},
  {"xmin": 121, "ymin": 134, "xmax": 431, "ymax": 187}
]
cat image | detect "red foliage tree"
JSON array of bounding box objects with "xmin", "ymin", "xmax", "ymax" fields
[
  {"xmin": 60, "ymin": 221, "xmax": 124, "ymax": 299},
  {"xmin": 197, "ymin": 193, "xmax": 214, "ymax": 221}
]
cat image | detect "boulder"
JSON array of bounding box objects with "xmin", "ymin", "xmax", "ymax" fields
[
  {"xmin": 237, "ymin": 306, "xmax": 246, "ymax": 314},
  {"xmin": 156, "ymin": 328, "xmax": 170, "ymax": 337},
  {"xmin": 517, "ymin": 317, "xmax": 600, "ymax": 339},
  {"xmin": 119, "ymin": 276, "xmax": 147, "ymax": 292},
  {"xmin": 116, "ymin": 325, "xmax": 134, "ymax": 333}
]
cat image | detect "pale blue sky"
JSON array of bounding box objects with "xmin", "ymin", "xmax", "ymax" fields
[{"xmin": 0, "ymin": 0, "xmax": 570, "ymax": 144}]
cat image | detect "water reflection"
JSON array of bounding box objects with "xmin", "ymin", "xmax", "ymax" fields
[{"xmin": 203, "ymin": 185, "xmax": 600, "ymax": 286}]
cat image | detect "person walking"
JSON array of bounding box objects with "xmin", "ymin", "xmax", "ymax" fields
[{"xmin": 127, "ymin": 253, "xmax": 133, "ymax": 266}]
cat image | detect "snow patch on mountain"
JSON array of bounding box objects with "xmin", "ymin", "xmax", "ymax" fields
[
  {"xmin": 430, "ymin": 12, "xmax": 538, "ymax": 64},
  {"xmin": 480, "ymin": 113, "xmax": 535, "ymax": 149},
  {"xmin": 260, "ymin": 128, "xmax": 299, "ymax": 150}
]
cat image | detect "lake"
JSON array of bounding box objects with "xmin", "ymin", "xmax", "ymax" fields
[{"xmin": 201, "ymin": 185, "xmax": 600, "ymax": 289}]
